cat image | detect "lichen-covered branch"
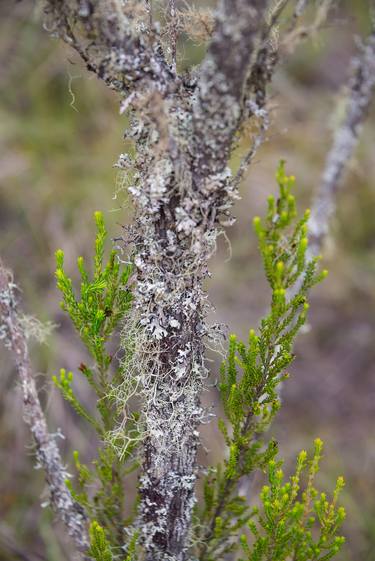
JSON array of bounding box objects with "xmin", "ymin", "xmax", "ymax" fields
[
  {"xmin": 43, "ymin": 0, "xmax": 174, "ymax": 94},
  {"xmin": 37, "ymin": 2, "xmax": 354, "ymax": 561},
  {"xmin": 192, "ymin": 0, "xmax": 266, "ymax": 182},
  {"xmin": 126, "ymin": 89, "xmax": 216, "ymax": 561},
  {"xmin": 0, "ymin": 261, "xmax": 89, "ymax": 555},
  {"xmin": 308, "ymin": 27, "xmax": 375, "ymax": 258},
  {"xmin": 112, "ymin": 3, "xmax": 273, "ymax": 560},
  {"xmin": 242, "ymin": 0, "xmax": 289, "ymax": 120},
  {"xmin": 167, "ymin": 0, "xmax": 178, "ymax": 73}
]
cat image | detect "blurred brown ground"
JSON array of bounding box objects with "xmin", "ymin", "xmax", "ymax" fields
[{"xmin": 1, "ymin": 1, "xmax": 375, "ymax": 559}]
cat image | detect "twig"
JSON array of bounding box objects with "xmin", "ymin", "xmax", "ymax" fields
[
  {"xmin": 243, "ymin": 0, "xmax": 290, "ymax": 119},
  {"xmin": 282, "ymin": 0, "xmax": 334, "ymax": 55},
  {"xmin": 145, "ymin": 0, "xmax": 153, "ymax": 29},
  {"xmin": 308, "ymin": 28, "xmax": 375, "ymax": 259},
  {"xmin": 290, "ymin": 0, "xmax": 310, "ymax": 28},
  {"xmin": 0, "ymin": 261, "xmax": 89, "ymax": 555},
  {"xmin": 233, "ymin": 102, "xmax": 270, "ymax": 188},
  {"xmin": 168, "ymin": 0, "xmax": 178, "ymax": 73}
]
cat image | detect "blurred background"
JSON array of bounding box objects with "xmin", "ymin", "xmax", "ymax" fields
[{"xmin": 1, "ymin": 1, "xmax": 375, "ymax": 559}]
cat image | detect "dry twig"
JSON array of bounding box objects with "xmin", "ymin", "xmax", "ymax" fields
[
  {"xmin": 308, "ymin": 27, "xmax": 375, "ymax": 258},
  {"xmin": 0, "ymin": 261, "xmax": 89, "ymax": 555}
]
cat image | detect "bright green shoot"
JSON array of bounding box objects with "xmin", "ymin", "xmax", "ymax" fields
[
  {"xmin": 194, "ymin": 162, "xmax": 344, "ymax": 561},
  {"xmin": 53, "ymin": 213, "xmax": 138, "ymax": 552},
  {"xmin": 241, "ymin": 440, "xmax": 346, "ymax": 561}
]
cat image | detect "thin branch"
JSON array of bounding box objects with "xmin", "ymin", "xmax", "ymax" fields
[
  {"xmin": 282, "ymin": 0, "xmax": 334, "ymax": 54},
  {"xmin": 233, "ymin": 103, "xmax": 270, "ymax": 188},
  {"xmin": 243, "ymin": 0, "xmax": 332, "ymax": 122},
  {"xmin": 289, "ymin": 0, "xmax": 310, "ymax": 29},
  {"xmin": 192, "ymin": 0, "xmax": 266, "ymax": 182},
  {"xmin": 243, "ymin": 0, "xmax": 290, "ymax": 117},
  {"xmin": 0, "ymin": 261, "xmax": 89, "ymax": 555},
  {"xmin": 168, "ymin": 0, "xmax": 178, "ymax": 73},
  {"xmin": 308, "ymin": 28, "xmax": 375, "ymax": 259},
  {"xmin": 191, "ymin": 0, "xmax": 321, "ymax": 186},
  {"xmin": 145, "ymin": 0, "xmax": 153, "ymax": 29}
]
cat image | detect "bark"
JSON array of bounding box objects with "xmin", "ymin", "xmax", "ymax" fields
[
  {"xmin": 133, "ymin": 3, "xmax": 266, "ymax": 559},
  {"xmin": 0, "ymin": 262, "xmax": 89, "ymax": 555}
]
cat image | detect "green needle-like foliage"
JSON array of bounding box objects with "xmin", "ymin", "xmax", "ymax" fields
[
  {"xmin": 194, "ymin": 162, "xmax": 343, "ymax": 561},
  {"xmin": 240, "ymin": 440, "xmax": 346, "ymax": 561},
  {"xmin": 52, "ymin": 368, "xmax": 103, "ymax": 433},
  {"xmin": 53, "ymin": 212, "xmax": 139, "ymax": 552},
  {"xmin": 48, "ymin": 168, "xmax": 345, "ymax": 561},
  {"xmin": 55, "ymin": 211, "xmax": 132, "ymax": 389},
  {"xmin": 54, "ymin": 211, "xmax": 133, "ymax": 428},
  {"xmin": 88, "ymin": 521, "xmax": 113, "ymax": 561},
  {"xmin": 88, "ymin": 520, "xmax": 139, "ymax": 561}
]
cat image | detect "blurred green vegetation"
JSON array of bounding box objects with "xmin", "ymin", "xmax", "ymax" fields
[{"xmin": 1, "ymin": 1, "xmax": 375, "ymax": 560}]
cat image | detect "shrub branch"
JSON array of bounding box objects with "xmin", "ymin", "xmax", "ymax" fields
[
  {"xmin": 0, "ymin": 260, "xmax": 89, "ymax": 555},
  {"xmin": 309, "ymin": 25, "xmax": 375, "ymax": 258}
]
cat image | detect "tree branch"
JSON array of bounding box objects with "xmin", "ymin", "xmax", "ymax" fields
[
  {"xmin": 167, "ymin": 0, "xmax": 178, "ymax": 74},
  {"xmin": 308, "ymin": 27, "xmax": 375, "ymax": 258},
  {"xmin": 0, "ymin": 261, "xmax": 89, "ymax": 555},
  {"xmin": 43, "ymin": 0, "xmax": 174, "ymax": 94},
  {"xmin": 192, "ymin": 0, "xmax": 266, "ymax": 182},
  {"xmin": 242, "ymin": 0, "xmax": 289, "ymax": 119}
]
